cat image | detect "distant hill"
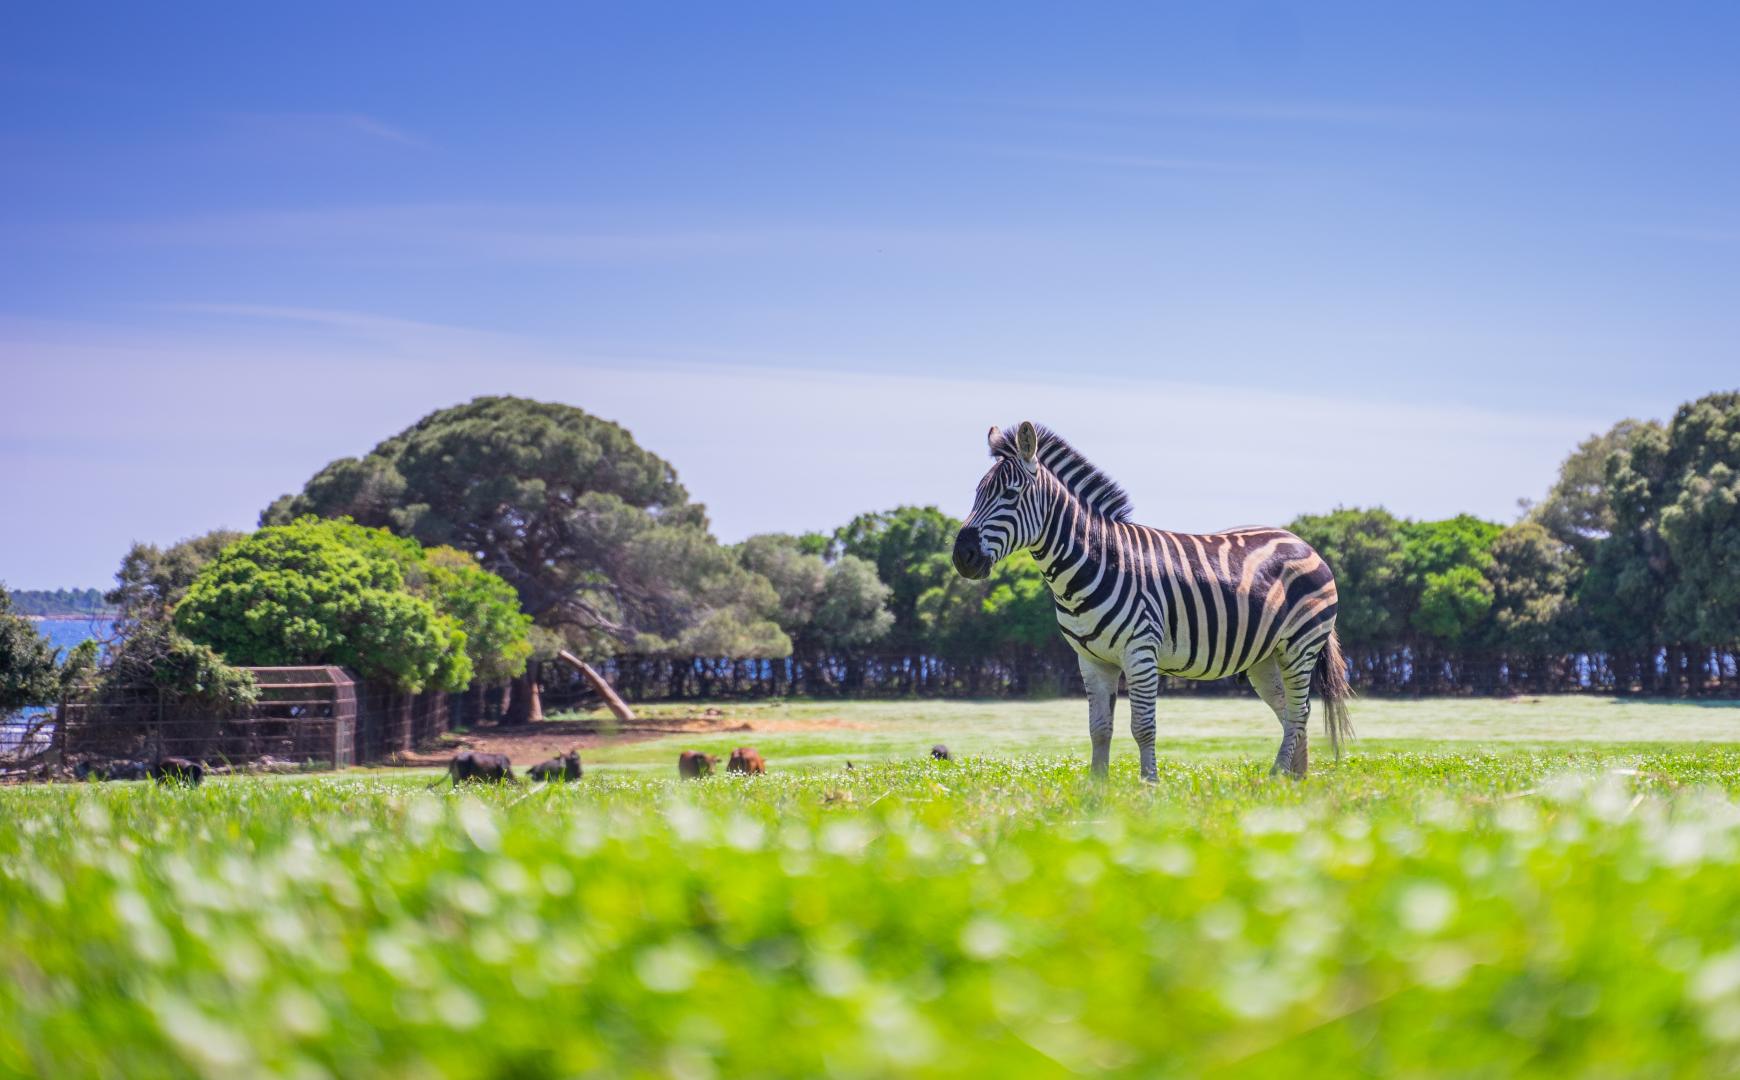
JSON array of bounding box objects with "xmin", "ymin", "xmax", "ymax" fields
[{"xmin": 7, "ymin": 588, "xmax": 116, "ymax": 618}]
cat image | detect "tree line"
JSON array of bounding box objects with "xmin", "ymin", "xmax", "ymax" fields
[
  {"xmin": 614, "ymin": 391, "xmax": 1740, "ymax": 699},
  {"xmin": 6, "ymin": 391, "xmax": 1738, "ymax": 718},
  {"xmin": 5, "ymin": 588, "xmax": 114, "ymax": 618}
]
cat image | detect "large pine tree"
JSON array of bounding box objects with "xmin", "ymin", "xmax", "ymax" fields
[{"xmin": 264, "ymin": 396, "xmax": 786, "ymax": 720}]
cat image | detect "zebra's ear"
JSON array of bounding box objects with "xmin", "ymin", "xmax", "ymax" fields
[
  {"xmin": 987, "ymin": 425, "xmax": 1002, "ymax": 452},
  {"xmin": 1016, "ymin": 421, "xmax": 1039, "ymax": 462}
]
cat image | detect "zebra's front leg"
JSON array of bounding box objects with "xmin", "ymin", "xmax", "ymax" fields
[
  {"xmin": 1078, "ymin": 654, "xmax": 1121, "ymax": 778},
  {"xmin": 1124, "ymin": 647, "xmax": 1161, "ymax": 784}
]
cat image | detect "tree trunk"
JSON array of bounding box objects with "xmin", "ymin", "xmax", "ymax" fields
[
  {"xmin": 503, "ymin": 661, "xmax": 544, "ymax": 725},
  {"xmin": 457, "ymin": 685, "xmax": 483, "ymax": 728}
]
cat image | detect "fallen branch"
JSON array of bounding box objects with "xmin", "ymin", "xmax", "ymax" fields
[{"xmin": 554, "ymin": 651, "xmax": 636, "ymax": 723}]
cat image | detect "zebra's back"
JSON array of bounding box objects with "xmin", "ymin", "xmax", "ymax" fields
[
  {"xmin": 1044, "ymin": 518, "xmax": 1329, "ymax": 678},
  {"xmin": 1127, "ymin": 524, "xmax": 1337, "ymax": 680}
]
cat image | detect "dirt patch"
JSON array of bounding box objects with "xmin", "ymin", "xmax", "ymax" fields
[{"xmin": 390, "ymin": 711, "xmax": 862, "ymax": 767}]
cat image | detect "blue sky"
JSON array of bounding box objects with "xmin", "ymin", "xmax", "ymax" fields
[{"xmin": 4, "ymin": 3, "xmax": 1738, "ymax": 588}]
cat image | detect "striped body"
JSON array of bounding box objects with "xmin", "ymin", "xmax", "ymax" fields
[
  {"xmin": 955, "ymin": 422, "xmax": 1352, "ymax": 782},
  {"xmin": 1039, "ymin": 520, "xmax": 1337, "ymax": 679}
]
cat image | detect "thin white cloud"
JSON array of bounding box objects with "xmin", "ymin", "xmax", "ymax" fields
[
  {"xmin": 934, "ymin": 92, "xmax": 1496, "ymax": 129},
  {"xmin": 1621, "ymin": 224, "xmax": 1740, "ymax": 244},
  {"xmin": 336, "ymin": 114, "xmax": 423, "ymax": 147},
  {"xmin": 153, "ymin": 302, "xmax": 520, "ymax": 354},
  {"xmin": 224, "ymin": 110, "xmax": 427, "ymax": 147},
  {"xmin": 39, "ymin": 204, "xmax": 1035, "ymax": 264},
  {"xmin": 970, "ymin": 145, "xmax": 1254, "ymax": 173}
]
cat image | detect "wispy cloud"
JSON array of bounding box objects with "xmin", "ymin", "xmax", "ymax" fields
[
  {"xmin": 971, "ymin": 145, "xmax": 1254, "ymax": 174},
  {"xmin": 1621, "ymin": 224, "xmax": 1740, "ymax": 244},
  {"xmin": 223, "ymin": 110, "xmax": 427, "ymax": 148},
  {"xmin": 40, "ymin": 203, "xmax": 1032, "ymax": 264},
  {"xmin": 0, "ymin": 61, "xmax": 128, "ymax": 95},
  {"xmin": 153, "ymin": 302, "xmax": 516, "ymax": 354},
  {"xmin": 938, "ymin": 92, "xmax": 1506, "ymax": 130}
]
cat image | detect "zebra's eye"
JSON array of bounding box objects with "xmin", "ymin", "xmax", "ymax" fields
[{"xmin": 1004, "ymin": 484, "xmax": 1023, "ymax": 497}]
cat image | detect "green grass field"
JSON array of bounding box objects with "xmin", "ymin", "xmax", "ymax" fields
[
  {"xmin": 551, "ymin": 694, "xmax": 1740, "ymax": 772},
  {"xmin": 4, "ymin": 698, "xmax": 1740, "ymax": 1077}
]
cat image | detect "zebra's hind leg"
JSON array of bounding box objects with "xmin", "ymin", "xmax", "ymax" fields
[
  {"xmin": 1248, "ymin": 654, "xmax": 1296, "ymax": 777},
  {"xmin": 1251, "ymin": 652, "xmax": 1313, "ymax": 779},
  {"xmin": 1078, "ymin": 654, "xmax": 1121, "ymax": 778},
  {"xmin": 1281, "ymin": 648, "xmax": 1320, "ymax": 778},
  {"xmin": 1123, "ymin": 646, "xmax": 1161, "ymax": 784}
]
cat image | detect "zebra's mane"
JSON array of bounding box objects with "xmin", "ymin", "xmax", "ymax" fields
[{"xmin": 991, "ymin": 424, "xmax": 1133, "ymax": 523}]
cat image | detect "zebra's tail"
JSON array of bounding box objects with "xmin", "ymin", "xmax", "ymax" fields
[{"xmin": 1313, "ymin": 628, "xmax": 1355, "ymax": 760}]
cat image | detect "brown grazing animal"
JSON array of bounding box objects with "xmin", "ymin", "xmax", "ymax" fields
[
  {"xmin": 678, "ymin": 750, "xmax": 719, "ymax": 779},
  {"xmin": 726, "ymin": 747, "xmax": 765, "ymax": 775},
  {"xmin": 528, "ymin": 751, "xmax": 582, "ymax": 782},
  {"xmin": 931, "ymin": 744, "xmax": 952, "ymax": 761},
  {"xmin": 151, "ymin": 757, "xmax": 205, "ymax": 786},
  {"xmin": 447, "ymin": 750, "xmax": 519, "ymax": 784}
]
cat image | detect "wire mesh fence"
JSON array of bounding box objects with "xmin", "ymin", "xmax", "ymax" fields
[{"xmin": 45, "ymin": 667, "xmax": 458, "ymax": 771}]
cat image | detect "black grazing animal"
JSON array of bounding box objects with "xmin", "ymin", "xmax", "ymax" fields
[
  {"xmin": 527, "ymin": 751, "xmax": 582, "ymax": 782},
  {"xmin": 443, "ymin": 750, "xmax": 519, "ymax": 785},
  {"xmin": 678, "ymin": 750, "xmax": 718, "ymax": 779},
  {"xmin": 931, "ymin": 744, "xmax": 952, "ymax": 761},
  {"xmin": 74, "ymin": 760, "xmax": 152, "ymax": 782},
  {"xmin": 151, "ymin": 757, "xmax": 205, "ymax": 786}
]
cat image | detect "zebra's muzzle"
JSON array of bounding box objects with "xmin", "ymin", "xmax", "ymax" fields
[{"xmin": 953, "ymin": 528, "xmax": 992, "ymax": 579}]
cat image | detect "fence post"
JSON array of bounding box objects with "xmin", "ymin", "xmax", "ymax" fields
[{"xmin": 52, "ymin": 698, "xmax": 66, "ymax": 760}]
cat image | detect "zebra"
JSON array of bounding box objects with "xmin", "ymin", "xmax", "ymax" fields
[{"xmin": 951, "ymin": 420, "xmax": 1352, "ymax": 783}]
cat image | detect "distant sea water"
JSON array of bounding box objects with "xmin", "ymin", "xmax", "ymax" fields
[
  {"xmin": 1, "ymin": 617, "xmax": 117, "ymax": 756},
  {"xmin": 29, "ymin": 615, "xmax": 117, "ymax": 646},
  {"xmin": 29, "ymin": 615, "xmax": 117, "ymax": 654}
]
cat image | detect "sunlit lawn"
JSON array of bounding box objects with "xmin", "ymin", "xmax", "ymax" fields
[{"xmin": 546, "ymin": 694, "xmax": 1740, "ymax": 772}]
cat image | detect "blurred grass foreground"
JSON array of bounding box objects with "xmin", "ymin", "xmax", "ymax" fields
[{"xmin": 4, "ymin": 749, "xmax": 1740, "ymax": 1077}]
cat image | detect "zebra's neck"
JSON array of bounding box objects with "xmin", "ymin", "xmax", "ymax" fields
[{"xmin": 1028, "ymin": 472, "xmax": 1110, "ymax": 588}]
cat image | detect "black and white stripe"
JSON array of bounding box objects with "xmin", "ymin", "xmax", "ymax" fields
[{"xmin": 953, "ymin": 421, "xmax": 1352, "ymax": 782}]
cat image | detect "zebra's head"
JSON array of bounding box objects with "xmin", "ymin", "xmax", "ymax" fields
[{"xmin": 954, "ymin": 420, "xmax": 1045, "ymax": 579}]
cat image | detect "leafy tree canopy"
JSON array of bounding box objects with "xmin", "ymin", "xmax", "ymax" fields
[
  {"xmin": 263, "ymin": 396, "xmax": 782, "ymax": 661},
  {"xmin": 1397, "ymin": 515, "xmax": 1503, "ymax": 644},
  {"xmin": 1527, "ymin": 418, "xmax": 1660, "ymax": 559},
  {"xmin": 107, "ymin": 530, "xmax": 247, "ymax": 632},
  {"xmin": 1647, "ymin": 393, "xmax": 1740, "ymax": 646},
  {"xmin": 1287, "ymin": 508, "xmax": 1410, "ymax": 650},
  {"xmin": 422, "ymin": 547, "xmax": 535, "ymax": 684},
  {"xmin": 1488, "ymin": 522, "xmax": 1580, "ymax": 653},
  {"xmin": 1401, "ymin": 514, "xmax": 1503, "ymax": 580},
  {"xmin": 918, "ymin": 551, "xmax": 1057, "ymax": 663},
  {"xmin": 90, "ymin": 622, "xmax": 257, "ymax": 711},
  {"xmin": 737, "ymin": 534, "xmax": 892, "ymax": 653},
  {"xmin": 0, "ymin": 586, "xmax": 61, "ymax": 710},
  {"xmin": 835, "ymin": 506, "xmax": 959, "ymax": 655},
  {"xmin": 175, "ymin": 517, "xmax": 502, "ymax": 692}
]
